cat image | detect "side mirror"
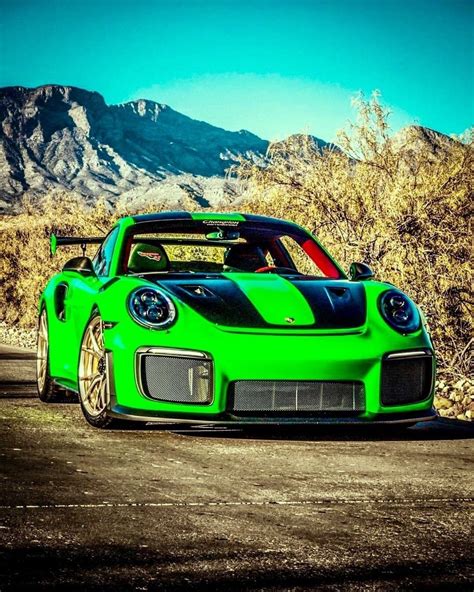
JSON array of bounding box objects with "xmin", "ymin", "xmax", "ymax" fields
[
  {"xmin": 349, "ymin": 262, "xmax": 374, "ymax": 281},
  {"xmin": 63, "ymin": 256, "xmax": 96, "ymax": 276}
]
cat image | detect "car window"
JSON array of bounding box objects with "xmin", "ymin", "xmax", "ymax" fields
[
  {"xmin": 122, "ymin": 223, "xmax": 342, "ymax": 278},
  {"xmin": 278, "ymin": 235, "xmax": 325, "ymax": 276},
  {"xmin": 164, "ymin": 244, "xmax": 226, "ymax": 271},
  {"xmin": 93, "ymin": 227, "xmax": 119, "ymax": 277}
]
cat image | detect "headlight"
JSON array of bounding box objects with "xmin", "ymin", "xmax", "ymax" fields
[
  {"xmin": 128, "ymin": 287, "xmax": 177, "ymax": 329},
  {"xmin": 379, "ymin": 289, "xmax": 420, "ymax": 334}
]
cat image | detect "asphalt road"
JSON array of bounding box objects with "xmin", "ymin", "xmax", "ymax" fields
[{"xmin": 0, "ymin": 345, "xmax": 473, "ymax": 591}]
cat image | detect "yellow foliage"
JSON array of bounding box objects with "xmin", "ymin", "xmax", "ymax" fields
[
  {"xmin": 234, "ymin": 93, "xmax": 473, "ymax": 376},
  {"xmin": 0, "ymin": 190, "xmax": 179, "ymax": 328}
]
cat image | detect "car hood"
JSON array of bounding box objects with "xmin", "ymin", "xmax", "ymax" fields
[{"xmin": 151, "ymin": 273, "xmax": 366, "ymax": 330}]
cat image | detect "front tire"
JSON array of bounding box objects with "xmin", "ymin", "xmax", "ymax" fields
[
  {"xmin": 78, "ymin": 314, "xmax": 124, "ymax": 429},
  {"xmin": 37, "ymin": 308, "xmax": 63, "ymax": 402}
]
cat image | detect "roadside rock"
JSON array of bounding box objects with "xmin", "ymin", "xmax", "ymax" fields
[
  {"xmin": 434, "ymin": 377, "xmax": 474, "ymax": 422},
  {"xmin": 0, "ymin": 322, "xmax": 35, "ymax": 350}
]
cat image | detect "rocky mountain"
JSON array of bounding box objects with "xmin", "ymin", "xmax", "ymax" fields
[
  {"xmin": 391, "ymin": 124, "xmax": 460, "ymax": 156},
  {"xmin": 268, "ymin": 133, "xmax": 337, "ymax": 155},
  {"xmin": 1, "ymin": 85, "xmax": 457, "ymax": 214},
  {"xmin": 0, "ymin": 85, "xmax": 271, "ymax": 211}
]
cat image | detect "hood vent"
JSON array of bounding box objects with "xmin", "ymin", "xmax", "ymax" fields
[{"xmin": 180, "ymin": 285, "xmax": 216, "ymax": 299}]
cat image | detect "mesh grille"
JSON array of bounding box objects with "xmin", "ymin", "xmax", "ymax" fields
[
  {"xmin": 381, "ymin": 355, "xmax": 433, "ymax": 406},
  {"xmin": 231, "ymin": 381, "xmax": 365, "ymax": 414},
  {"xmin": 140, "ymin": 354, "xmax": 212, "ymax": 404}
]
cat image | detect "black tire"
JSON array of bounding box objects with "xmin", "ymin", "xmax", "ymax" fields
[
  {"xmin": 80, "ymin": 405, "xmax": 118, "ymax": 429},
  {"xmin": 36, "ymin": 308, "xmax": 64, "ymax": 402},
  {"xmin": 78, "ymin": 314, "xmax": 128, "ymax": 429}
]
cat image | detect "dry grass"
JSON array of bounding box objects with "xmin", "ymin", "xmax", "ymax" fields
[{"xmin": 0, "ymin": 192, "xmax": 199, "ymax": 328}]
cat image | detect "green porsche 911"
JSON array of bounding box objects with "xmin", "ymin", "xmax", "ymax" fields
[{"xmin": 37, "ymin": 211, "xmax": 436, "ymax": 428}]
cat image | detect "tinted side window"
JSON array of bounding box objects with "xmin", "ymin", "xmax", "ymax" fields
[{"xmin": 93, "ymin": 227, "xmax": 119, "ymax": 277}]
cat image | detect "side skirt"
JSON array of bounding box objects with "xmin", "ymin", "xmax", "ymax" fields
[{"xmin": 53, "ymin": 378, "xmax": 79, "ymax": 394}]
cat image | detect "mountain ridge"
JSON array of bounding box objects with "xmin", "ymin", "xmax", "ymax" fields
[
  {"xmin": 0, "ymin": 85, "xmax": 458, "ymax": 213},
  {"xmin": 0, "ymin": 84, "xmax": 274, "ymax": 210}
]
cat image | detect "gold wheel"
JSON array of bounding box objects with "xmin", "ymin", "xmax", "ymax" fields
[
  {"xmin": 79, "ymin": 316, "xmax": 109, "ymax": 417},
  {"xmin": 37, "ymin": 310, "xmax": 48, "ymax": 393}
]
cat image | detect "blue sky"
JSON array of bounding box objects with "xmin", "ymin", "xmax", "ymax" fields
[{"xmin": 1, "ymin": 0, "xmax": 472, "ymax": 141}]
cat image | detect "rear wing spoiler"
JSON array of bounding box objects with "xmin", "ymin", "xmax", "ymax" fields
[{"xmin": 50, "ymin": 234, "xmax": 104, "ymax": 257}]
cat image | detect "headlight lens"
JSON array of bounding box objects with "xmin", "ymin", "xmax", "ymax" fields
[
  {"xmin": 128, "ymin": 287, "xmax": 177, "ymax": 329},
  {"xmin": 379, "ymin": 290, "xmax": 420, "ymax": 334}
]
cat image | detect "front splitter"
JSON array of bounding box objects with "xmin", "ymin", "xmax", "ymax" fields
[{"xmin": 108, "ymin": 405, "xmax": 436, "ymax": 426}]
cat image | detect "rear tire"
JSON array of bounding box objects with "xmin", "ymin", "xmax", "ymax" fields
[
  {"xmin": 37, "ymin": 308, "xmax": 63, "ymax": 402},
  {"xmin": 78, "ymin": 314, "xmax": 126, "ymax": 429}
]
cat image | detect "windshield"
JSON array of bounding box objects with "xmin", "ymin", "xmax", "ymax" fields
[{"xmin": 120, "ymin": 219, "xmax": 342, "ymax": 278}]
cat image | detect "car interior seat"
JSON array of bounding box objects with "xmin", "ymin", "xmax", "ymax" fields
[
  {"xmin": 224, "ymin": 244, "xmax": 268, "ymax": 272},
  {"xmin": 128, "ymin": 242, "xmax": 170, "ymax": 273}
]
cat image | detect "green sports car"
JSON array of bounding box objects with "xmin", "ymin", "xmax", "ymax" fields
[{"xmin": 37, "ymin": 211, "xmax": 436, "ymax": 428}]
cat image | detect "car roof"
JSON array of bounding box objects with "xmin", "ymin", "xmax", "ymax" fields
[{"xmin": 131, "ymin": 211, "xmax": 297, "ymax": 227}]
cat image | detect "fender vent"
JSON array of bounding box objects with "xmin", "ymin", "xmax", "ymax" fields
[{"xmin": 327, "ymin": 287, "xmax": 347, "ymax": 298}]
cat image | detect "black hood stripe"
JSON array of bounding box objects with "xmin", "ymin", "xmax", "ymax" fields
[
  {"xmin": 289, "ymin": 279, "xmax": 366, "ymax": 328},
  {"xmin": 157, "ymin": 276, "xmax": 268, "ymax": 328}
]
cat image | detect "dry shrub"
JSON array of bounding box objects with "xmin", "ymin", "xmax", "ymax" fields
[
  {"xmin": 235, "ymin": 93, "xmax": 473, "ymax": 377},
  {"xmin": 1, "ymin": 192, "xmax": 111, "ymax": 327},
  {"xmin": 0, "ymin": 189, "xmax": 203, "ymax": 329}
]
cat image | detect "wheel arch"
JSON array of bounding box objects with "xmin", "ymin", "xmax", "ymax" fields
[
  {"xmin": 76, "ymin": 303, "xmax": 105, "ymax": 374},
  {"xmin": 38, "ymin": 294, "xmax": 46, "ymax": 314}
]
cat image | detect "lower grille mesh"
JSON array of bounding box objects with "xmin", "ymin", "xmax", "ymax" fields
[
  {"xmin": 381, "ymin": 355, "xmax": 433, "ymax": 406},
  {"xmin": 231, "ymin": 381, "xmax": 365, "ymax": 414},
  {"xmin": 140, "ymin": 354, "xmax": 212, "ymax": 404}
]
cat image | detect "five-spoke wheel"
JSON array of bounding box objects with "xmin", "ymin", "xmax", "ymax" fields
[
  {"xmin": 78, "ymin": 315, "xmax": 121, "ymax": 428},
  {"xmin": 36, "ymin": 309, "xmax": 62, "ymax": 402}
]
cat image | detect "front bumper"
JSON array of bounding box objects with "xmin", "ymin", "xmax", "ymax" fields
[{"xmin": 103, "ymin": 319, "xmax": 436, "ymax": 425}]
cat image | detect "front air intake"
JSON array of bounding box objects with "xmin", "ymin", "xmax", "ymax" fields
[
  {"xmin": 230, "ymin": 380, "xmax": 365, "ymax": 415},
  {"xmin": 381, "ymin": 351, "xmax": 434, "ymax": 406},
  {"xmin": 137, "ymin": 349, "xmax": 213, "ymax": 404}
]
